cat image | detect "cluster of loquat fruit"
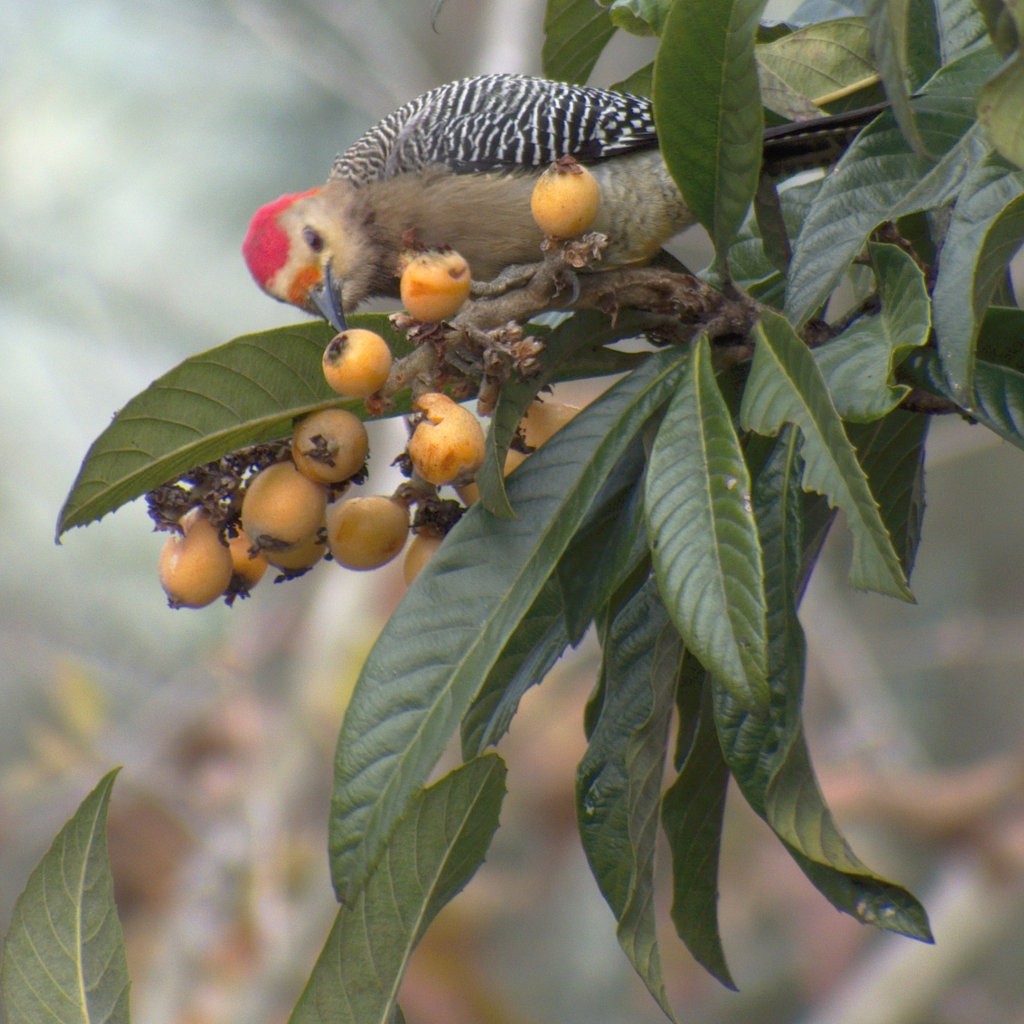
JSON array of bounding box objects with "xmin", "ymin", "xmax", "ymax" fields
[{"xmin": 155, "ymin": 159, "xmax": 600, "ymax": 609}]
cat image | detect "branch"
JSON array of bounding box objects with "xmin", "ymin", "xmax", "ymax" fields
[{"xmin": 453, "ymin": 237, "xmax": 758, "ymax": 340}]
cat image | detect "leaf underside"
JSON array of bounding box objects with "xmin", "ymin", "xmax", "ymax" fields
[
  {"xmin": 292, "ymin": 755, "xmax": 506, "ymax": 1024},
  {"xmin": 1, "ymin": 770, "xmax": 130, "ymax": 1024}
]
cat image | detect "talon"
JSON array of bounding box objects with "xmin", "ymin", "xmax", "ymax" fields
[
  {"xmin": 471, "ymin": 262, "xmax": 542, "ymax": 298},
  {"xmin": 558, "ymin": 268, "xmax": 581, "ymax": 305}
]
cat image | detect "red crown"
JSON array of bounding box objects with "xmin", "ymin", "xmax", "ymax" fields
[{"xmin": 242, "ymin": 189, "xmax": 319, "ymax": 286}]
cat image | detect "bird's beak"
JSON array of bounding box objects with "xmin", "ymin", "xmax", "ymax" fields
[{"xmin": 310, "ymin": 263, "xmax": 347, "ymax": 332}]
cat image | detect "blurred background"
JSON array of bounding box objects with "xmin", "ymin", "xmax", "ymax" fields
[{"xmin": 2, "ymin": 1, "xmax": 1024, "ymax": 1022}]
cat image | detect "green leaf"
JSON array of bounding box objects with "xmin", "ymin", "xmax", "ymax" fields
[
  {"xmin": 56, "ymin": 315, "xmax": 408, "ymax": 538},
  {"xmin": 1011, "ymin": 0, "xmax": 1024, "ymax": 39},
  {"xmin": 462, "ymin": 428, "xmax": 651, "ymax": 757},
  {"xmin": 460, "ymin": 577, "xmax": 570, "ymax": 757},
  {"xmin": 785, "ymin": 46, "xmax": 1000, "ymax": 326},
  {"xmin": 713, "ymin": 430, "xmax": 806, "ymax": 811},
  {"xmin": 848, "ymin": 410, "xmax": 929, "ymax": 581},
  {"xmin": 905, "ymin": 0, "xmax": 944, "ymax": 86},
  {"xmin": 782, "ymin": 399, "xmax": 929, "ymax": 598},
  {"xmin": 1, "ymin": 770, "xmax": 130, "ymax": 1024},
  {"xmin": 864, "ymin": 0, "xmax": 926, "ymax": 155},
  {"xmin": 478, "ymin": 310, "xmax": 649, "ymax": 519},
  {"xmin": 740, "ymin": 309, "xmax": 912, "ymax": 599},
  {"xmin": 765, "ymin": 742, "xmax": 933, "ymax": 941},
  {"xmin": 577, "ymin": 578, "xmax": 681, "ymax": 1022},
  {"xmin": 936, "ymin": 0, "xmax": 988, "ymax": 62},
  {"xmin": 463, "ymin": 438, "xmax": 649, "ymax": 758},
  {"xmin": 714, "ymin": 431, "xmax": 931, "ymax": 941},
  {"xmin": 645, "ymin": 335, "xmax": 769, "ymax": 704},
  {"xmin": 613, "ymin": 63, "xmax": 654, "ymax": 96},
  {"xmin": 976, "ymin": 304, "xmax": 1024, "ymax": 371},
  {"xmin": 974, "ymin": 0, "xmax": 1019, "ymax": 54},
  {"xmin": 463, "ymin": 437, "xmax": 650, "ymax": 757},
  {"xmin": 586, "ymin": 581, "xmax": 637, "ymax": 741},
  {"xmin": 329, "ymin": 347, "xmax": 689, "ymax": 902},
  {"xmin": 551, "ymin": 343, "xmax": 649, "ymax": 381},
  {"xmin": 756, "ymin": 64, "xmax": 824, "ymax": 122},
  {"xmin": 793, "ymin": 359, "xmax": 917, "ymax": 584},
  {"xmin": 542, "ymin": 0, "xmax": 616, "ymax": 82},
  {"xmin": 815, "ymin": 318, "xmax": 896, "ymax": 423},
  {"xmin": 292, "ymin": 755, "xmax": 506, "ymax": 1024},
  {"xmin": 979, "ymin": 53, "xmax": 1024, "ymax": 169},
  {"xmin": 932, "ymin": 152, "xmax": 1024, "ymax": 402},
  {"xmin": 866, "ymin": 243, "xmax": 933, "ymax": 355},
  {"xmin": 755, "ymin": 18, "xmax": 874, "ymax": 107},
  {"xmin": 599, "ymin": 0, "xmax": 672, "ymax": 35},
  {"xmin": 654, "ymin": 0, "xmax": 768, "ymax": 256},
  {"xmin": 588, "ymin": 556, "xmax": 659, "ymax": 739},
  {"xmin": 902, "ymin": 347, "xmax": 1024, "ymax": 450},
  {"xmin": 729, "ymin": 177, "xmax": 823, "ymax": 306},
  {"xmin": 815, "ymin": 242, "xmax": 931, "ymax": 420},
  {"xmin": 556, "ymin": 435, "xmax": 649, "ymax": 643},
  {"xmin": 661, "ymin": 665, "xmax": 735, "ymax": 989},
  {"xmin": 753, "ymin": 175, "xmax": 796, "ymax": 273}
]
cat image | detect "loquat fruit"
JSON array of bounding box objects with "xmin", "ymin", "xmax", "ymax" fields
[
  {"xmin": 408, "ymin": 392, "xmax": 486, "ymax": 487},
  {"xmin": 227, "ymin": 528, "xmax": 268, "ymax": 590},
  {"xmin": 403, "ymin": 531, "xmax": 444, "ymax": 584},
  {"xmin": 326, "ymin": 495, "xmax": 409, "ymax": 571},
  {"xmin": 158, "ymin": 510, "xmax": 233, "ymax": 609},
  {"xmin": 399, "ymin": 249, "xmax": 472, "ymax": 322},
  {"xmin": 522, "ymin": 398, "xmax": 581, "ymax": 448},
  {"xmin": 291, "ymin": 407, "xmax": 369, "ymax": 484},
  {"xmin": 241, "ymin": 461, "xmax": 328, "ymax": 552},
  {"xmin": 263, "ymin": 530, "xmax": 327, "ymax": 573},
  {"xmin": 454, "ymin": 398, "xmax": 578, "ymax": 505},
  {"xmin": 530, "ymin": 157, "xmax": 600, "ymax": 239},
  {"xmin": 322, "ymin": 329, "xmax": 393, "ymax": 398},
  {"xmin": 454, "ymin": 448, "xmax": 525, "ymax": 506}
]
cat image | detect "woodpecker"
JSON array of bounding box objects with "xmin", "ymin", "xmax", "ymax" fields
[{"xmin": 243, "ymin": 73, "xmax": 882, "ymax": 329}]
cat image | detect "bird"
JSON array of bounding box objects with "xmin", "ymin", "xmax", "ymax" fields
[{"xmin": 242, "ymin": 73, "xmax": 882, "ymax": 330}]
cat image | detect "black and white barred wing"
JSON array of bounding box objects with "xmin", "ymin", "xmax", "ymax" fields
[{"xmin": 330, "ymin": 73, "xmax": 659, "ymax": 185}]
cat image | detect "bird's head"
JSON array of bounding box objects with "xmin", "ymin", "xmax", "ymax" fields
[{"xmin": 243, "ymin": 188, "xmax": 350, "ymax": 330}]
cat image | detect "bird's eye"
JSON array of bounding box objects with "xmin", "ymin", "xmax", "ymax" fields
[{"xmin": 303, "ymin": 226, "xmax": 324, "ymax": 253}]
